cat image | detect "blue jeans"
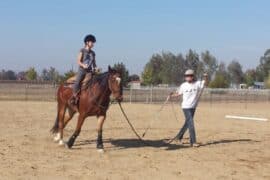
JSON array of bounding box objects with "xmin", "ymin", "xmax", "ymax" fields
[
  {"xmin": 177, "ymin": 108, "xmax": 197, "ymax": 144},
  {"xmin": 73, "ymin": 67, "xmax": 86, "ymax": 93}
]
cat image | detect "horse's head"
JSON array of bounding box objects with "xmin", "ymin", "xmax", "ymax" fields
[{"xmin": 108, "ymin": 66, "xmax": 123, "ymax": 102}]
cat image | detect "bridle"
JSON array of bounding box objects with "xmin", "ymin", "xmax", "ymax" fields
[
  {"xmin": 89, "ymin": 73, "xmax": 122, "ymax": 110},
  {"xmin": 108, "ymin": 75, "xmax": 122, "ymax": 95}
]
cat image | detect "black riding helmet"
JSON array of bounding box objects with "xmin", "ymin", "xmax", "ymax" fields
[{"xmin": 84, "ymin": 34, "xmax": 96, "ymax": 44}]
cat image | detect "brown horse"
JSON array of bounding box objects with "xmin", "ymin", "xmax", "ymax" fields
[{"xmin": 51, "ymin": 66, "xmax": 123, "ymax": 150}]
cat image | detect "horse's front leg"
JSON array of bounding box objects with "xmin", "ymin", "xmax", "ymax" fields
[
  {"xmin": 96, "ymin": 115, "xmax": 106, "ymax": 150},
  {"xmin": 66, "ymin": 113, "xmax": 86, "ymax": 148}
]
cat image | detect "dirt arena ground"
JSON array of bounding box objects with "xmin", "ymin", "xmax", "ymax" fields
[{"xmin": 0, "ymin": 101, "xmax": 269, "ymax": 180}]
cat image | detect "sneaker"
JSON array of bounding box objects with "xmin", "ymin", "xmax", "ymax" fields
[
  {"xmin": 191, "ymin": 143, "xmax": 200, "ymax": 147},
  {"xmin": 177, "ymin": 139, "xmax": 184, "ymax": 145}
]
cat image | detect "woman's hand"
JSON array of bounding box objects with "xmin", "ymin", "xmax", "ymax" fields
[
  {"xmin": 167, "ymin": 92, "xmax": 176, "ymax": 101},
  {"xmin": 170, "ymin": 91, "xmax": 181, "ymax": 98},
  {"xmin": 203, "ymin": 73, "xmax": 209, "ymax": 86},
  {"xmin": 166, "ymin": 95, "xmax": 171, "ymax": 101}
]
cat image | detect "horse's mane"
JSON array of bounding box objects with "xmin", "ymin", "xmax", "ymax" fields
[{"xmin": 87, "ymin": 71, "xmax": 109, "ymax": 88}]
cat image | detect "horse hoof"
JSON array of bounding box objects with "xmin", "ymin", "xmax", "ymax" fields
[
  {"xmin": 58, "ymin": 140, "xmax": 65, "ymax": 146},
  {"xmin": 65, "ymin": 144, "xmax": 71, "ymax": 149},
  {"xmin": 53, "ymin": 137, "xmax": 60, "ymax": 142},
  {"xmin": 65, "ymin": 142, "xmax": 73, "ymax": 149},
  {"xmin": 97, "ymin": 148, "xmax": 104, "ymax": 153},
  {"xmin": 53, "ymin": 133, "xmax": 61, "ymax": 142}
]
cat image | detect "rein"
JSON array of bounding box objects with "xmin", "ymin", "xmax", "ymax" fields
[
  {"xmin": 141, "ymin": 98, "xmax": 169, "ymax": 137},
  {"xmin": 118, "ymin": 102, "xmax": 149, "ymax": 145}
]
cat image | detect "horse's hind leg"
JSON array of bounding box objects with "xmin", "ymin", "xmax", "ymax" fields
[
  {"xmin": 55, "ymin": 104, "xmax": 67, "ymax": 146},
  {"xmin": 63, "ymin": 108, "xmax": 76, "ymax": 128},
  {"xmin": 55, "ymin": 108, "xmax": 75, "ymax": 145}
]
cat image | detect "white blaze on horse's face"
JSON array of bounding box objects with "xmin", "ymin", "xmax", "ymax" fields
[{"xmin": 116, "ymin": 77, "xmax": 121, "ymax": 85}]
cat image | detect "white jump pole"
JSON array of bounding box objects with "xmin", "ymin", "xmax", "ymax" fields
[{"xmin": 225, "ymin": 115, "xmax": 268, "ymax": 122}]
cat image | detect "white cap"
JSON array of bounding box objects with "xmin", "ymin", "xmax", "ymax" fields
[{"xmin": 184, "ymin": 69, "xmax": 194, "ymax": 76}]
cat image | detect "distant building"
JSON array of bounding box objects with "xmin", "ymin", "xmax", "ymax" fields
[
  {"xmin": 157, "ymin": 84, "xmax": 169, "ymax": 88},
  {"xmin": 128, "ymin": 81, "xmax": 141, "ymax": 89},
  {"xmin": 239, "ymin": 84, "xmax": 247, "ymax": 89},
  {"xmin": 230, "ymin": 83, "xmax": 240, "ymax": 89},
  {"xmin": 253, "ymin": 81, "xmax": 265, "ymax": 89}
]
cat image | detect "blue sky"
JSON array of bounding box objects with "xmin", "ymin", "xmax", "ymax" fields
[{"xmin": 0, "ymin": 0, "xmax": 269, "ymax": 74}]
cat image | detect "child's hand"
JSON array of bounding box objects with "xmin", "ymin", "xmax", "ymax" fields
[
  {"xmin": 82, "ymin": 64, "xmax": 88, "ymax": 69},
  {"xmin": 94, "ymin": 67, "xmax": 101, "ymax": 73}
]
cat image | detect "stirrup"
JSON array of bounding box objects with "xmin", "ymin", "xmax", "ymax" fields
[{"xmin": 69, "ymin": 96, "xmax": 76, "ymax": 105}]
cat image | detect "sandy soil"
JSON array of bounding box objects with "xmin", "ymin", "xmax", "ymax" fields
[{"xmin": 0, "ymin": 101, "xmax": 270, "ymax": 180}]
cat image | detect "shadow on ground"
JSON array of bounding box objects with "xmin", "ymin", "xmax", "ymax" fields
[
  {"xmin": 200, "ymin": 139, "xmax": 259, "ymax": 147},
  {"xmin": 74, "ymin": 138, "xmax": 185, "ymax": 150},
  {"xmin": 110, "ymin": 138, "xmax": 187, "ymax": 150},
  {"xmin": 73, "ymin": 138, "xmax": 260, "ymax": 151}
]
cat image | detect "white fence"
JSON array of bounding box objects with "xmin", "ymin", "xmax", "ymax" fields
[
  {"xmin": 0, "ymin": 82, "xmax": 270, "ymax": 103},
  {"xmin": 124, "ymin": 87, "xmax": 270, "ymax": 103}
]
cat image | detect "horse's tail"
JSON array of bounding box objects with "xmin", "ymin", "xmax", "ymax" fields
[
  {"xmin": 50, "ymin": 111, "xmax": 59, "ymax": 134},
  {"xmin": 50, "ymin": 85, "xmax": 63, "ymax": 134}
]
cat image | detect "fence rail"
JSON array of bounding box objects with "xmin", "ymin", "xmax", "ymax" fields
[{"xmin": 0, "ymin": 82, "xmax": 270, "ymax": 103}]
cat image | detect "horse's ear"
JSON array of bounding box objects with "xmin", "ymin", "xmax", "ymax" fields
[{"xmin": 108, "ymin": 66, "xmax": 112, "ymax": 72}]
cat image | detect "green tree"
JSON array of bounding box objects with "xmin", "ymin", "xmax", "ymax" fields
[
  {"xmin": 0, "ymin": 70, "xmax": 19, "ymax": 80},
  {"xmin": 244, "ymin": 69, "xmax": 256, "ymax": 87},
  {"xmin": 113, "ymin": 62, "xmax": 129, "ymax": 87},
  {"xmin": 265, "ymin": 73, "xmax": 270, "ymax": 89},
  {"xmin": 26, "ymin": 67, "xmax": 37, "ymax": 81},
  {"xmin": 41, "ymin": 67, "xmax": 62, "ymax": 83},
  {"xmin": 142, "ymin": 54, "xmax": 163, "ymax": 85},
  {"xmin": 3, "ymin": 70, "xmax": 17, "ymax": 80},
  {"xmin": 201, "ymin": 50, "xmax": 218, "ymax": 80},
  {"xmin": 209, "ymin": 74, "xmax": 229, "ymax": 88},
  {"xmin": 209, "ymin": 62, "xmax": 230, "ymax": 88},
  {"xmin": 159, "ymin": 52, "xmax": 185, "ymax": 85},
  {"xmin": 142, "ymin": 52, "xmax": 186, "ymax": 85},
  {"xmin": 17, "ymin": 71, "xmax": 26, "ymax": 80},
  {"xmin": 227, "ymin": 60, "xmax": 244, "ymax": 86},
  {"xmin": 256, "ymin": 49, "xmax": 270, "ymax": 81},
  {"xmin": 41, "ymin": 68, "xmax": 50, "ymax": 81},
  {"xmin": 128, "ymin": 74, "xmax": 140, "ymax": 82},
  {"xmin": 142, "ymin": 64, "xmax": 153, "ymax": 85},
  {"xmin": 48, "ymin": 67, "xmax": 61, "ymax": 83},
  {"xmin": 185, "ymin": 49, "xmax": 203, "ymax": 77}
]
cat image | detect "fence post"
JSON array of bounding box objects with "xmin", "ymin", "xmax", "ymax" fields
[
  {"xmin": 150, "ymin": 85, "xmax": 153, "ymax": 104},
  {"xmin": 25, "ymin": 84, "xmax": 28, "ymax": 101},
  {"xmin": 129, "ymin": 88, "xmax": 132, "ymax": 104},
  {"xmin": 54, "ymin": 85, "xmax": 57, "ymax": 101},
  {"xmin": 268, "ymin": 90, "xmax": 270, "ymax": 103},
  {"xmin": 210, "ymin": 90, "xmax": 212, "ymax": 107},
  {"xmin": 244, "ymin": 90, "xmax": 248, "ymax": 109}
]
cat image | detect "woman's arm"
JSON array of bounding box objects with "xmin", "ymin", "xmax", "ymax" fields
[
  {"xmin": 203, "ymin": 73, "xmax": 209, "ymax": 87},
  {"xmin": 170, "ymin": 91, "xmax": 181, "ymax": 98},
  {"xmin": 166, "ymin": 91, "xmax": 181, "ymax": 101}
]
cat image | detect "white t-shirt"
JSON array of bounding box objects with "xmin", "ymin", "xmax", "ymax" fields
[{"xmin": 177, "ymin": 80, "xmax": 205, "ymax": 109}]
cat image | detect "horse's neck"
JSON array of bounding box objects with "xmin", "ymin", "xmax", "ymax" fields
[{"xmin": 90, "ymin": 77, "xmax": 111, "ymax": 103}]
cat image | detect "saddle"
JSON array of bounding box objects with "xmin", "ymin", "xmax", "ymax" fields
[{"xmin": 65, "ymin": 73, "xmax": 93, "ymax": 90}]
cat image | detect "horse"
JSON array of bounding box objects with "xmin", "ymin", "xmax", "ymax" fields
[{"xmin": 50, "ymin": 66, "xmax": 123, "ymax": 150}]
